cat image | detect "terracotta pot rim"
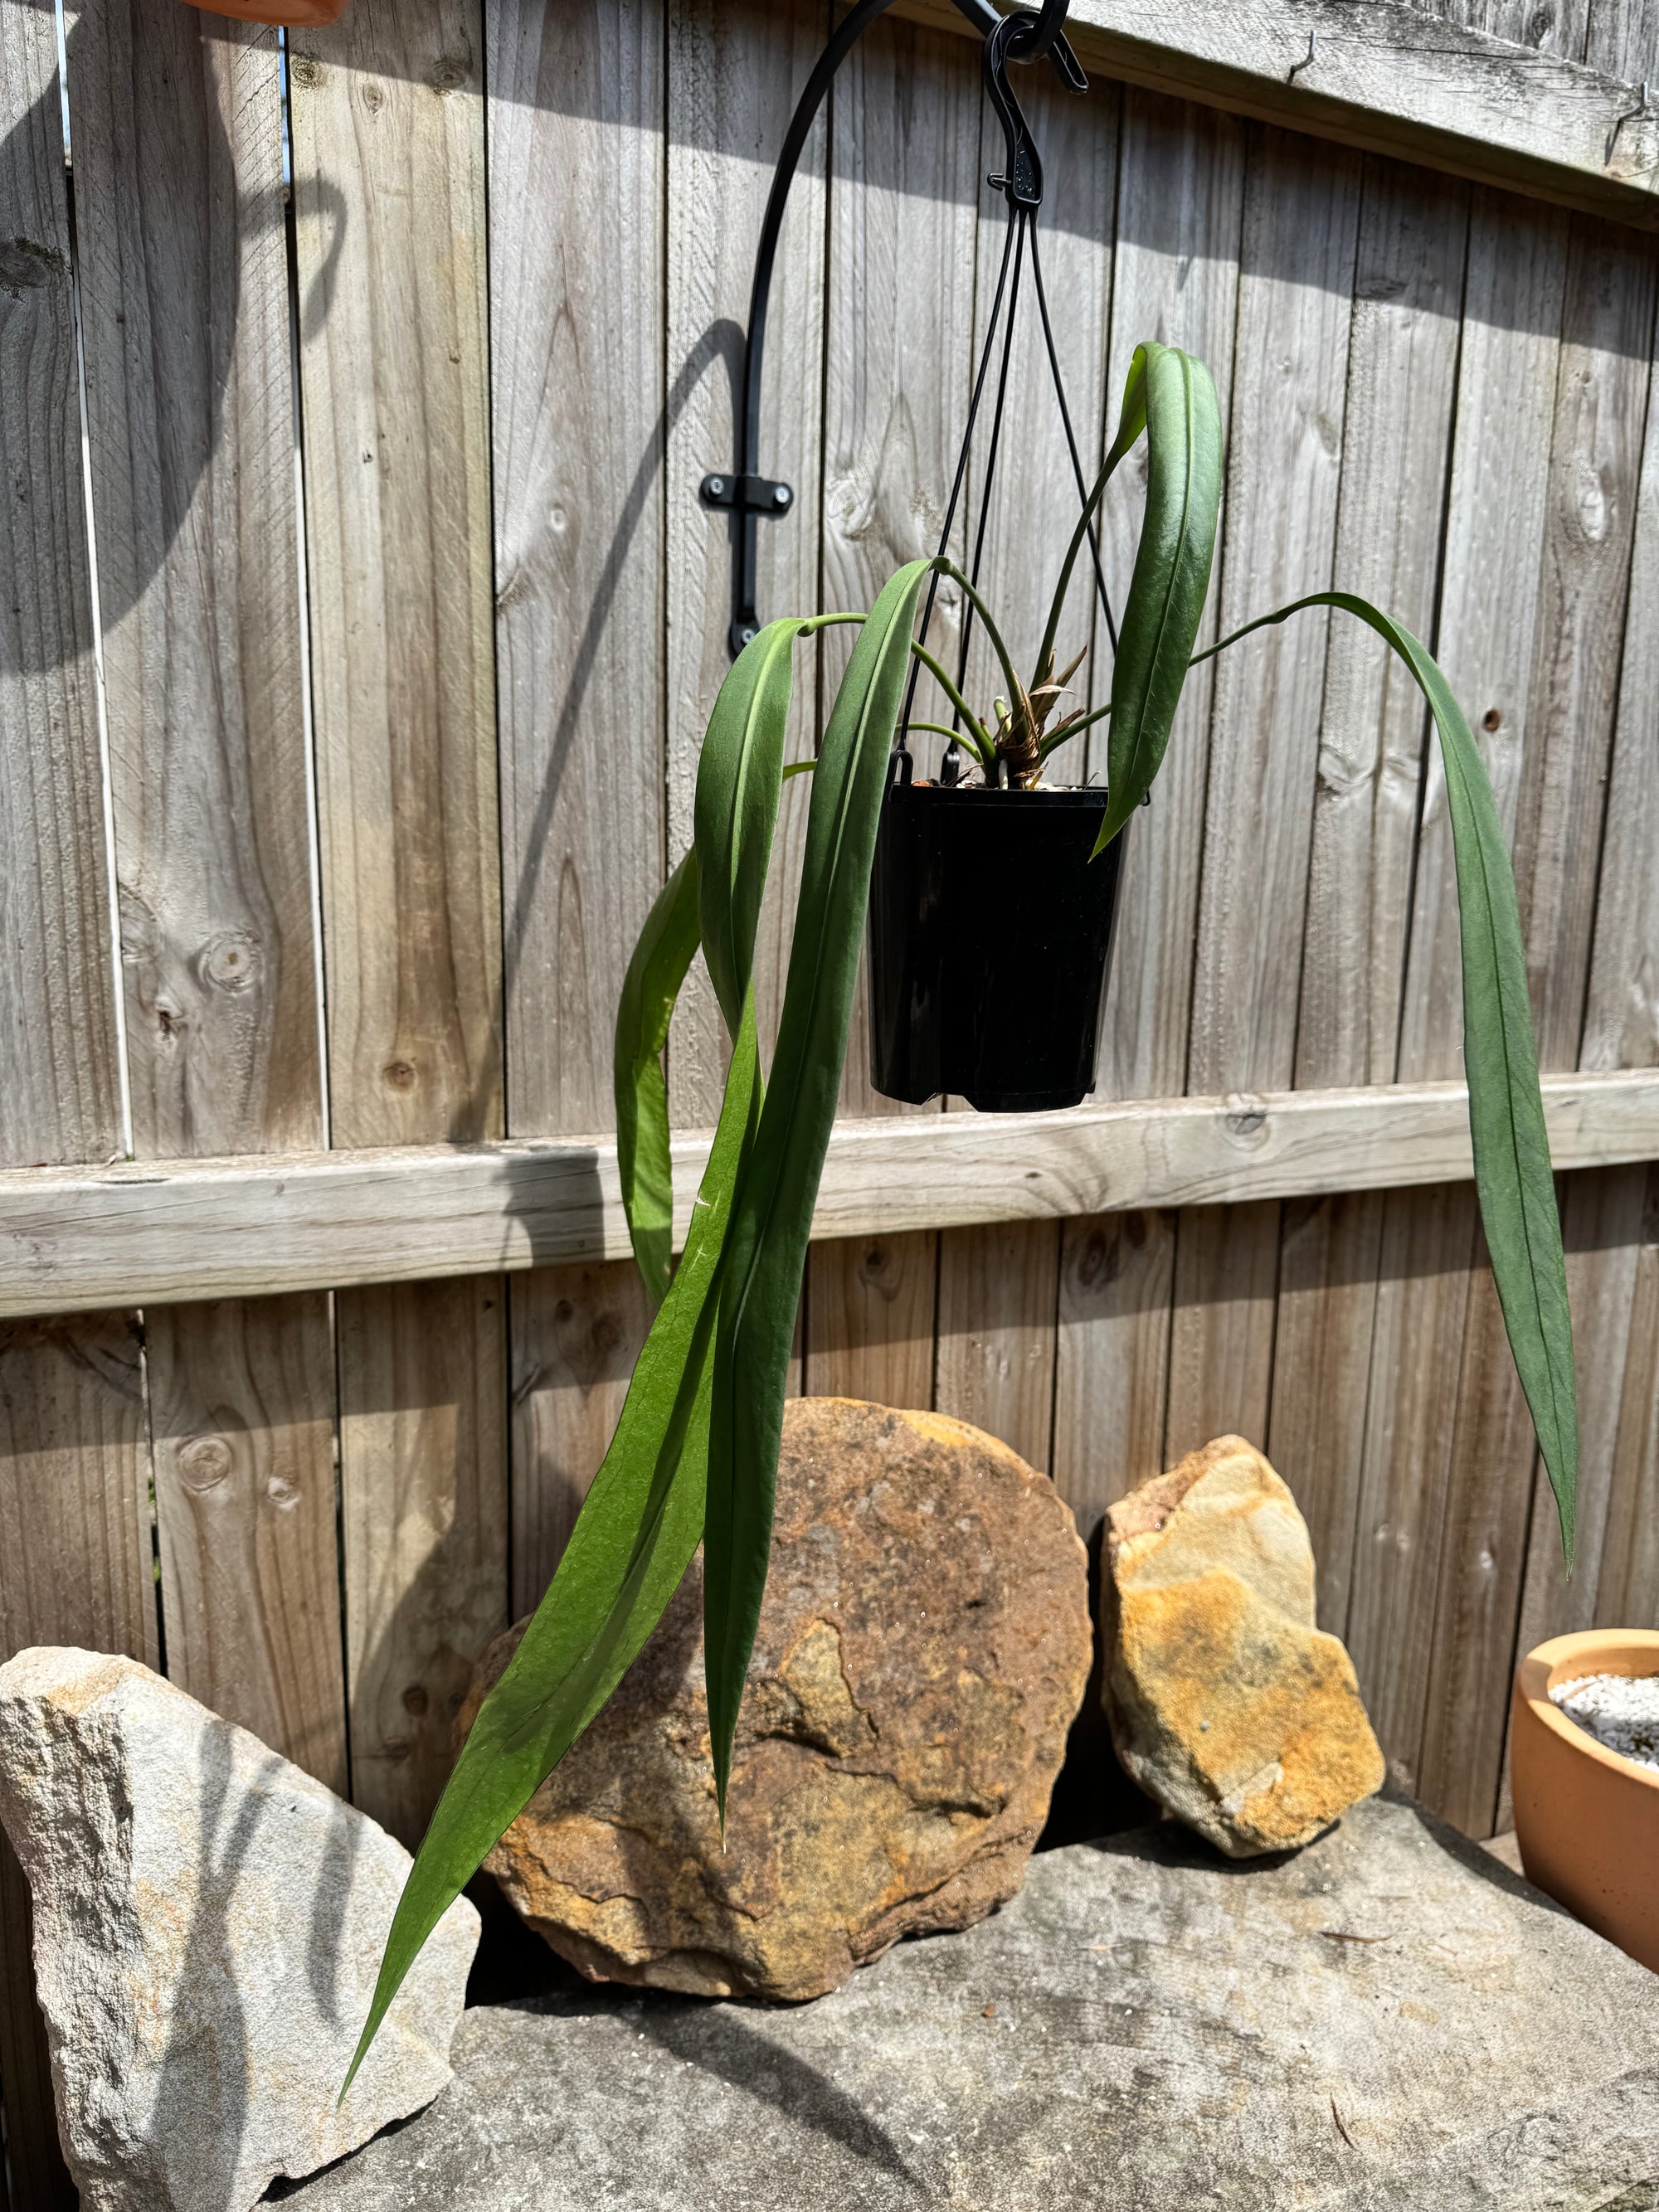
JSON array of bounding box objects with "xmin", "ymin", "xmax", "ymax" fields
[{"xmin": 1516, "ymin": 1628, "xmax": 1659, "ymax": 1791}]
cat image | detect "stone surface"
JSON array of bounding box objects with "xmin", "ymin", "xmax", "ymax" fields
[
  {"xmin": 0, "ymin": 1648, "xmax": 479, "ymax": 2212},
  {"xmin": 1102, "ymin": 1436, "xmax": 1385, "ymax": 1857},
  {"xmin": 462, "ymin": 1397, "xmax": 1092, "ymax": 2001},
  {"xmin": 281, "ymin": 1791, "xmax": 1659, "ymax": 2211}
]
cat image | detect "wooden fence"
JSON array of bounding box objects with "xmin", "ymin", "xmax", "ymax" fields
[{"xmin": 5, "ymin": 0, "xmax": 1659, "ymax": 2198}]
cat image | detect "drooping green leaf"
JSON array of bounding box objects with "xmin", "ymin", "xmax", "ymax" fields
[
  {"xmin": 701, "ymin": 559, "xmax": 935, "ymax": 1821},
  {"xmin": 1191, "ymin": 591, "xmax": 1578, "ymax": 1561},
  {"xmin": 1092, "ymin": 343, "xmax": 1222, "ymax": 852},
  {"xmin": 614, "ymin": 849, "xmax": 703, "ymax": 1308},
  {"xmin": 342, "ymin": 997, "xmax": 761, "ymax": 2098},
  {"xmin": 345, "ymin": 620, "xmax": 812, "ymax": 2097},
  {"xmin": 697, "ymin": 618, "xmax": 813, "ymax": 1035}
]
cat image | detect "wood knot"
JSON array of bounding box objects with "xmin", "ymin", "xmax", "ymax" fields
[{"xmin": 177, "ymin": 1436, "xmax": 235, "ymax": 1493}]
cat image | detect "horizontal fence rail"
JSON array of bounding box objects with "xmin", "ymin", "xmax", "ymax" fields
[
  {"xmin": 900, "ymin": 0, "xmax": 1659, "ymax": 229},
  {"xmin": 5, "ymin": 1068, "xmax": 1657, "ymax": 1318}
]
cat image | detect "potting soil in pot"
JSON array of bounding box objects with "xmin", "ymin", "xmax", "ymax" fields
[{"xmin": 1551, "ymin": 1671, "xmax": 1659, "ymax": 1770}]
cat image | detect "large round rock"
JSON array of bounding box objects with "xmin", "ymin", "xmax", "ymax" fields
[{"xmin": 464, "ymin": 1398, "xmax": 1091, "ymax": 2002}]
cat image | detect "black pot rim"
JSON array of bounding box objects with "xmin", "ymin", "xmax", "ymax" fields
[{"xmin": 895, "ymin": 779, "xmax": 1108, "ymax": 809}]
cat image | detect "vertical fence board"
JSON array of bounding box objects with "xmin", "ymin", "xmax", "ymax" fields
[
  {"xmin": 291, "ymin": 0, "xmax": 507, "ymax": 1842},
  {"xmin": 804, "ymin": 1232, "xmax": 937, "ymax": 1408},
  {"xmin": 509, "ymin": 1259, "xmax": 653, "ymax": 1618},
  {"xmin": 1268, "ymin": 157, "xmax": 1467, "ymax": 1630},
  {"xmin": 1594, "ymin": 1161, "xmax": 1659, "ymax": 1633},
  {"xmin": 70, "ymin": 3, "xmax": 319, "ymax": 1156},
  {"xmin": 1168, "ymin": 127, "xmax": 1361, "ymax": 1461},
  {"xmin": 0, "ymin": 6, "xmax": 147, "ymax": 2194},
  {"xmin": 488, "ymin": 0, "xmax": 667, "ymax": 1604},
  {"xmin": 145, "ymin": 1296, "xmax": 346, "ymax": 1793},
  {"xmin": 491, "ymin": 0, "xmax": 664, "ymax": 1143},
  {"xmin": 1054, "ymin": 90, "xmax": 1245, "ymax": 1522},
  {"xmin": 66, "ymin": 0, "xmax": 347, "ymax": 1791},
  {"xmin": 338, "ymin": 1277, "xmax": 506, "ymax": 1846},
  {"xmin": 934, "ymin": 1223, "xmax": 1061, "ymax": 1473}
]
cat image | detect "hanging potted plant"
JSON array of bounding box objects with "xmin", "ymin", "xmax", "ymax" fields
[
  {"xmin": 340, "ymin": 329, "xmax": 1580, "ymax": 2083},
  {"xmin": 333, "ymin": 0, "xmax": 1579, "ymax": 2080}
]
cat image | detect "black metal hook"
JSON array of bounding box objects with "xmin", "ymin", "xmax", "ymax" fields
[
  {"xmin": 983, "ymin": 8, "xmax": 1087, "ymax": 210},
  {"xmin": 708, "ymin": 0, "xmax": 1084, "ymax": 656}
]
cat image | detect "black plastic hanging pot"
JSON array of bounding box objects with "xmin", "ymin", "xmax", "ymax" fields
[{"xmin": 867, "ymin": 760, "xmax": 1126, "ymax": 1113}]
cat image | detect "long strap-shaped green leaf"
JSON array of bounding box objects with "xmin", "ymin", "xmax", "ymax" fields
[
  {"xmin": 702, "ymin": 560, "xmax": 934, "ymax": 1822},
  {"xmin": 345, "ymin": 618, "xmax": 817, "ymax": 2088},
  {"xmin": 615, "ymin": 849, "xmax": 703, "ymax": 1309},
  {"xmin": 342, "ymin": 999, "xmax": 758, "ymax": 2094},
  {"xmin": 1190, "ymin": 591, "xmax": 1579, "ymax": 1561},
  {"xmin": 1094, "ymin": 344, "xmax": 1222, "ymax": 850}
]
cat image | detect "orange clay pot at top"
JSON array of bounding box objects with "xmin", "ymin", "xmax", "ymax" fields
[
  {"xmin": 176, "ymin": 0, "xmax": 350, "ymax": 25},
  {"xmin": 1511, "ymin": 1628, "xmax": 1659, "ymax": 1972}
]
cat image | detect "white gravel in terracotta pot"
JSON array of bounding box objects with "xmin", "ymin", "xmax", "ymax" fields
[{"xmin": 1550, "ymin": 1672, "xmax": 1659, "ymax": 1772}]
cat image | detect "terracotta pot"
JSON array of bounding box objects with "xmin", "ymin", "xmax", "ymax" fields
[
  {"xmin": 1511, "ymin": 1628, "xmax": 1659, "ymax": 1971},
  {"xmin": 175, "ymin": 0, "xmax": 351, "ymax": 25}
]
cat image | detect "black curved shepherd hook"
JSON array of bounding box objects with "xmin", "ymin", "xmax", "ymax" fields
[{"xmin": 703, "ymin": 0, "xmax": 1085, "ymax": 658}]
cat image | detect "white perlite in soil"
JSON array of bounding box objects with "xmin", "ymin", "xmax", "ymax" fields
[{"xmin": 1550, "ymin": 1671, "xmax": 1659, "ymax": 1772}]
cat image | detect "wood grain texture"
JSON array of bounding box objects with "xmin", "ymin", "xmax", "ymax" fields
[
  {"xmin": 1581, "ymin": 286, "xmax": 1659, "ymax": 1076},
  {"xmin": 508, "ymin": 1259, "xmax": 652, "ymax": 1618},
  {"xmin": 145, "ymin": 1295, "xmax": 346, "ymax": 1794},
  {"xmin": 805, "ymin": 1232, "xmax": 938, "ymax": 1410},
  {"xmin": 68, "ymin": 1, "xmax": 319, "ymax": 1158},
  {"xmin": 1270, "ymin": 155, "xmax": 1467, "ymax": 1636},
  {"xmin": 7, "ymin": 1066, "xmax": 1659, "ymax": 1317},
  {"xmin": 338, "ymin": 1276, "xmax": 508, "ymax": 1846},
  {"xmin": 290, "ymin": 0, "xmax": 500, "ymax": 1150},
  {"xmin": 664, "ymin": 0, "xmax": 826, "ymax": 1121},
  {"xmin": 1170, "ymin": 125, "xmax": 1360, "ymax": 1475},
  {"xmin": 1397, "ymin": 194, "xmax": 1569, "ymax": 1085},
  {"xmin": 1513, "ymin": 1162, "xmax": 1646, "ymax": 1654},
  {"xmin": 66, "ymin": 0, "xmax": 348, "ymax": 1794},
  {"xmin": 489, "ymin": 0, "xmax": 664, "ymax": 1141},
  {"xmin": 934, "ymin": 1221, "xmax": 1061, "ymax": 1472},
  {"xmin": 822, "ymin": 9, "xmax": 979, "ymax": 1116},
  {"xmin": 1096, "ymin": 90, "xmax": 1246, "ymax": 1105},
  {"xmin": 1344, "ymin": 1179, "xmax": 1480, "ymax": 1794},
  {"xmin": 290, "ymin": 0, "xmax": 507, "ymax": 1838},
  {"xmin": 1165, "ymin": 1199, "xmax": 1281, "ymax": 1462},
  {"xmin": 1052, "ymin": 1208, "xmax": 1175, "ymax": 1533},
  {"xmin": 1189, "ymin": 127, "xmax": 1361, "ymax": 1097},
  {"xmin": 0, "ymin": 2, "xmax": 119, "ymax": 1169},
  {"xmin": 1593, "ymin": 1160, "xmax": 1659, "ymax": 1631},
  {"xmin": 1510, "ymin": 216, "xmax": 1657, "ymax": 1071},
  {"xmin": 896, "ymin": 0, "xmax": 1659, "ymax": 231},
  {"xmin": 0, "ymin": 11, "xmax": 141, "ymax": 2191}
]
